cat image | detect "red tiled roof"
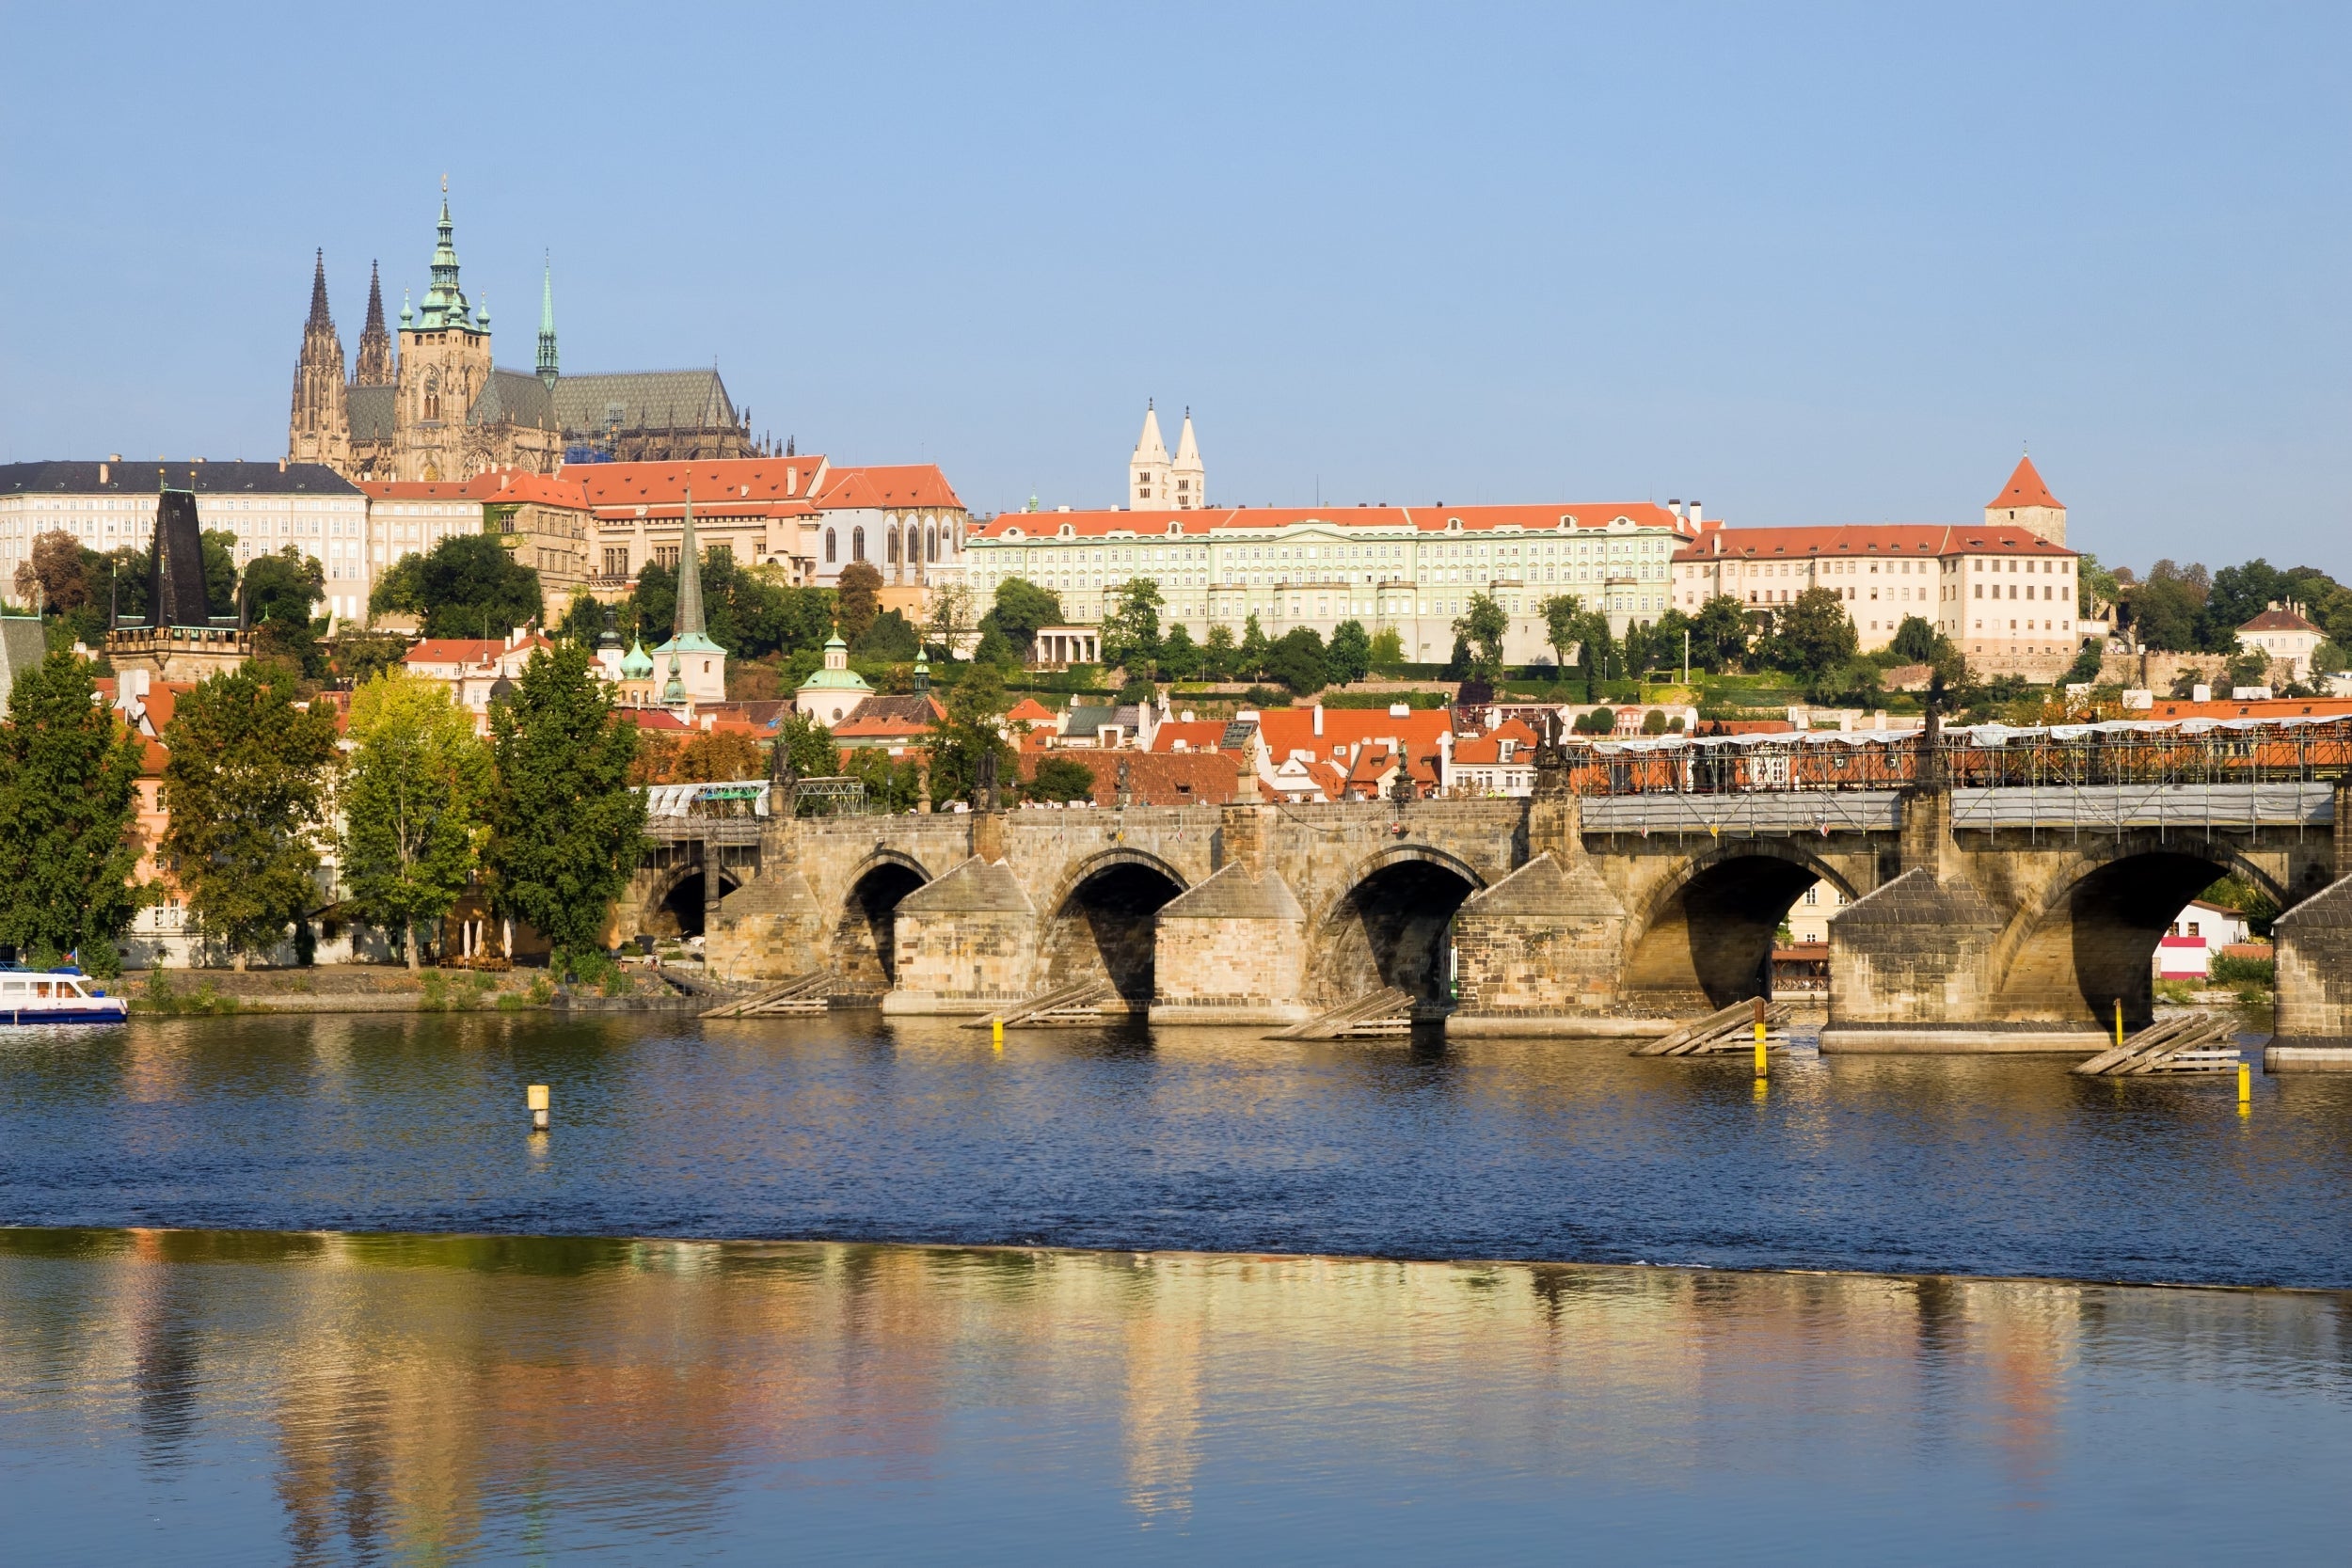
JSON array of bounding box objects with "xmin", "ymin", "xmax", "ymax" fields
[
  {"xmin": 1146, "ymin": 720, "xmax": 1232, "ymax": 753},
  {"xmin": 2239, "ymin": 607, "xmax": 2321, "ymax": 633},
  {"xmin": 811, "ymin": 464, "xmax": 964, "ymax": 512},
  {"xmin": 1253, "ymin": 705, "xmax": 1453, "ymax": 761},
  {"xmin": 1674, "ymin": 523, "xmax": 2074, "ymax": 562},
  {"xmin": 971, "ymin": 501, "xmax": 1685, "ymax": 541},
  {"xmin": 359, "ymin": 480, "xmax": 485, "ymax": 501},
  {"xmin": 404, "ymin": 639, "xmax": 505, "ymax": 664},
  {"xmin": 1006, "ymin": 697, "xmax": 1058, "ymax": 725},
  {"xmin": 2142, "ymin": 698, "xmax": 2352, "ymax": 720},
  {"xmin": 1016, "ymin": 750, "xmax": 1245, "ymax": 807},
  {"xmin": 1987, "ymin": 454, "xmax": 2063, "ymax": 511},
  {"xmin": 566, "ymin": 458, "xmax": 833, "ymax": 509}
]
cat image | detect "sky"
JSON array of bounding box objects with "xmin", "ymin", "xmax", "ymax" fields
[{"xmin": 2, "ymin": 3, "xmax": 2345, "ymax": 575}]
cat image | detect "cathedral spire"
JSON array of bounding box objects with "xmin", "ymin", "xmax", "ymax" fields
[
  {"xmin": 675, "ymin": 488, "xmax": 706, "ymax": 639},
  {"xmin": 536, "ymin": 255, "xmax": 559, "ymax": 389},
  {"xmin": 306, "ymin": 249, "xmax": 332, "ymax": 329},
  {"xmin": 418, "ymin": 184, "xmax": 476, "ymax": 332},
  {"xmin": 355, "ymin": 261, "xmax": 393, "ymax": 386}
]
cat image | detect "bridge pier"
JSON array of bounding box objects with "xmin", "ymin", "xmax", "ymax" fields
[
  {"xmin": 1449, "ymin": 781, "xmax": 1640, "ymax": 1035},
  {"xmin": 2270, "ymin": 778, "xmax": 2352, "ymax": 1071},
  {"xmin": 1150, "ymin": 805, "xmax": 1310, "ymax": 1025},
  {"xmin": 881, "ymin": 848, "xmax": 1038, "ymax": 1015}
]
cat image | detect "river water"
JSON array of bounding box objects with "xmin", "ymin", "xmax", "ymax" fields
[{"xmin": 2, "ymin": 1013, "xmax": 2349, "ymax": 1562}]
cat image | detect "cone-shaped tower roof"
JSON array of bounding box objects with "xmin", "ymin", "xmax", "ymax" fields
[
  {"xmin": 675, "ymin": 489, "xmax": 705, "ymax": 638},
  {"xmin": 1987, "ymin": 452, "xmax": 2062, "ymax": 511},
  {"xmin": 306, "ymin": 249, "xmax": 333, "ymax": 329},
  {"xmin": 536, "ymin": 256, "xmax": 559, "ymax": 388},
  {"xmin": 1173, "ymin": 407, "xmax": 1201, "ymax": 467},
  {"xmin": 1131, "ymin": 400, "xmax": 1169, "ymax": 465}
]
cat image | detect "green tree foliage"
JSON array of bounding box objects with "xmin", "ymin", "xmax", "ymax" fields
[
  {"xmin": 983, "ymin": 578, "xmax": 1062, "ymax": 656},
  {"xmin": 1572, "ymin": 706, "xmax": 1616, "ymax": 735},
  {"xmin": 2075, "ymin": 552, "xmax": 2122, "ymax": 623},
  {"xmin": 1453, "ymin": 594, "xmax": 1508, "ymax": 683},
  {"xmin": 972, "ymin": 625, "xmax": 1021, "ymax": 670},
  {"xmin": 484, "ymin": 642, "xmax": 646, "ymax": 967},
  {"xmin": 1159, "ymin": 622, "xmax": 1202, "ymax": 681},
  {"xmin": 556, "ymin": 588, "xmax": 607, "ymax": 646},
  {"xmin": 835, "ymin": 561, "xmax": 883, "ymax": 645},
  {"xmin": 2126, "ymin": 561, "xmax": 2210, "ymax": 652},
  {"xmin": 330, "ymin": 629, "xmax": 411, "ymax": 686},
  {"xmin": 13, "ymin": 530, "xmax": 87, "ymax": 617},
  {"xmin": 200, "ymin": 530, "xmax": 241, "ymax": 617},
  {"xmin": 1540, "ymin": 594, "xmax": 1584, "ymax": 668},
  {"xmin": 1368, "ymin": 626, "xmax": 1405, "ymax": 665},
  {"xmin": 1102, "ymin": 579, "xmax": 1165, "ymax": 675},
  {"xmin": 778, "ymin": 711, "xmax": 841, "ymax": 779},
  {"xmin": 843, "ymin": 747, "xmax": 924, "ymax": 812},
  {"xmin": 1200, "ymin": 623, "xmax": 1239, "ymax": 681},
  {"xmin": 928, "ymin": 662, "xmax": 1017, "ymax": 806},
  {"xmin": 1888, "ymin": 615, "xmax": 1941, "ymax": 664},
  {"xmin": 1688, "ymin": 594, "xmax": 1751, "ymax": 673},
  {"xmin": 372, "ymin": 533, "xmax": 544, "ymax": 641},
  {"xmin": 0, "ymin": 652, "xmax": 144, "ymax": 973},
  {"xmin": 1238, "ymin": 614, "xmax": 1270, "ymax": 681},
  {"xmin": 923, "ymin": 582, "xmax": 977, "ymax": 659},
  {"xmin": 2061, "ymin": 641, "xmax": 2106, "ymax": 686},
  {"xmin": 1327, "ymin": 620, "xmax": 1372, "ymax": 686},
  {"xmin": 1768, "ymin": 587, "xmax": 1859, "ymax": 679},
  {"xmin": 1024, "ymin": 755, "xmax": 1097, "ymax": 803},
  {"xmin": 161, "ymin": 666, "xmax": 341, "ymax": 967},
  {"xmin": 339, "ymin": 672, "xmax": 491, "ymax": 971},
  {"xmin": 245, "ymin": 546, "xmax": 327, "ymax": 676},
  {"xmin": 1266, "ymin": 626, "xmax": 1329, "ymax": 694},
  {"xmin": 624, "ymin": 553, "xmax": 833, "ymax": 658},
  {"xmin": 853, "ymin": 608, "xmax": 921, "ymax": 661}
]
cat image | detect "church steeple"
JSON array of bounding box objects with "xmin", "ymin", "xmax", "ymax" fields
[
  {"xmin": 1129, "ymin": 399, "xmax": 1171, "ymax": 508},
  {"xmin": 354, "ymin": 261, "xmax": 394, "ymax": 387},
  {"xmin": 536, "ymin": 256, "xmax": 560, "ymax": 389},
  {"xmin": 1170, "ymin": 406, "xmax": 1205, "ymax": 510},
  {"xmin": 417, "ymin": 181, "xmax": 478, "ymax": 333},
  {"xmin": 675, "ymin": 489, "xmax": 706, "ymax": 639},
  {"xmin": 287, "ymin": 249, "xmax": 349, "ymax": 467}
]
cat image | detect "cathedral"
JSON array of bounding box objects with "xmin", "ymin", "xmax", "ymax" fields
[{"xmin": 288, "ymin": 189, "xmax": 757, "ymax": 483}]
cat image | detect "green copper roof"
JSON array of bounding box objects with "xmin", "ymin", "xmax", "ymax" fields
[
  {"xmin": 620, "ymin": 639, "xmax": 654, "ymax": 678},
  {"xmin": 415, "ymin": 191, "xmax": 480, "ymax": 334},
  {"xmin": 536, "ymin": 258, "xmax": 559, "ymax": 388},
  {"xmin": 651, "ymin": 631, "xmax": 725, "ymax": 657}
]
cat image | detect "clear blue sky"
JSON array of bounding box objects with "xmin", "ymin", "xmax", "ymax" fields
[{"xmin": 3, "ymin": 3, "xmax": 2344, "ymax": 575}]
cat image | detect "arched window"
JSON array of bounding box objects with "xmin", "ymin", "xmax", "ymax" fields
[
  {"xmin": 851, "ymin": 526, "xmax": 865, "ymax": 562},
  {"xmin": 423, "ymin": 372, "xmax": 441, "ymax": 423},
  {"xmin": 824, "ymin": 528, "xmax": 835, "ymax": 563},
  {"xmin": 887, "ymin": 525, "xmax": 900, "ymax": 565},
  {"xmin": 926, "ymin": 523, "xmax": 938, "ymax": 562}
]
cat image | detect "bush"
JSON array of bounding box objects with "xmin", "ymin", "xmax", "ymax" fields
[
  {"xmin": 1024, "ymin": 756, "xmax": 1098, "ymax": 804},
  {"xmin": 2209, "ymin": 953, "xmax": 2275, "ymax": 986},
  {"xmin": 1573, "ymin": 708, "xmax": 1616, "ymax": 736}
]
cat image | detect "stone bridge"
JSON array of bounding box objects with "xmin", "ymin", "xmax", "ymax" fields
[{"xmin": 622, "ymin": 774, "xmax": 2352, "ymax": 1067}]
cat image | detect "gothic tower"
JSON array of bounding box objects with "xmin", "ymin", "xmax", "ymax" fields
[
  {"xmin": 536, "ymin": 258, "xmax": 560, "ymax": 389},
  {"xmin": 1986, "ymin": 452, "xmax": 2067, "ymax": 546},
  {"xmin": 1129, "ymin": 400, "xmax": 1171, "ymax": 508},
  {"xmin": 353, "ymin": 261, "xmax": 394, "ymax": 387},
  {"xmin": 287, "ymin": 250, "xmax": 350, "ymax": 467},
  {"xmin": 393, "ymin": 185, "xmax": 494, "ymax": 481},
  {"xmin": 1169, "ymin": 407, "xmax": 1206, "ymax": 510}
]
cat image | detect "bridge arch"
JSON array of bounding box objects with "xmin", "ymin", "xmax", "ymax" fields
[
  {"xmin": 1310, "ymin": 846, "xmax": 1490, "ymax": 1009},
  {"xmin": 831, "ymin": 850, "xmax": 933, "ymax": 1002},
  {"xmin": 1037, "ymin": 848, "xmax": 1190, "ymax": 1006},
  {"xmin": 642, "ymin": 863, "xmax": 746, "ymax": 940},
  {"xmin": 1623, "ymin": 840, "xmax": 1863, "ymax": 1010},
  {"xmin": 1987, "ymin": 835, "xmax": 2289, "ymax": 1026}
]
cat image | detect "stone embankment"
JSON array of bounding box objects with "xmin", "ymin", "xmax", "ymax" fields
[{"xmin": 122, "ymin": 964, "xmax": 700, "ymax": 1015}]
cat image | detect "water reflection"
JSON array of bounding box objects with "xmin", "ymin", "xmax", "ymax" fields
[
  {"xmin": 1, "ymin": 1229, "xmax": 2347, "ymax": 1564},
  {"xmin": 6, "ymin": 1014, "xmax": 2352, "ymax": 1287}
]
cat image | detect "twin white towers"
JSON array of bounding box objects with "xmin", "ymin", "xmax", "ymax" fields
[{"xmin": 1128, "ymin": 400, "xmax": 1206, "ymax": 510}]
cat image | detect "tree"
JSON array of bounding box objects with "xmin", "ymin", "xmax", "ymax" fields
[
  {"xmin": 1266, "ymin": 626, "xmax": 1329, "ymax": 694},
  {"xmin": 1327, "ymin": 620, "xmax": 1372, "ymax": 686},
  {"xmin": 1369, "ymin": 626, "xmax": 1404, "ymax": 665},
  {"xmin": 1688, "ymin": 594, "xmax": 1751, "ymax": 673},
  {"xmin": 1540, "ymin": 594, "xmax": 1584, "ymax": 669},
  {"xmin": 0, "ymin": 652, "xmax": 145, "ymax": 974},
  {"xmin": 1025, "ymin": 756, "xmax": 1097, "ymax": 803},
  {"xmin": 1200, "ymin": 623, "xmax": 1239, "ymax": 681},
  {"xmin": 1889, "ymin": 615, "xmax": 1941, "ymax": 664},
  {"xmin": 15, "ymin": 531, "xmax": 87, "ymax": 615},
  {"xmin": 924, "ymin": 581, "xmax": 976, "ymax": 659},
  {"xmin": 373, "ymin": 533, "xmax": 544, "ymax": 641},
  {"xmin": 836, "ymin": 561, "xmax": 883, "ymax": 645},
  {"xmin": 485, "ymin": 641, "xmax": 646, "ymax": 968},
  {"xmin": 852, "ymin": 609, "xmax": 920, "ymax": 661},
  {"xmin": 245, "ymin": 546, "xmax": 327, "ymax": 676},
  {"xmin": 928, "ymin": 662, "xmax": 1017, "ymax": 806},
  {"xmin": 2075, "ymin": 552, "xmax": 2122, "ymax": 625},
  {"xmin": 2126, "ymin": 560, "xmax": 2210, "ymax": 652},
  {"xmin": 972, "ymin": 625, "xmax": 1020, "ymax": 670},
  {"xmin": 985, "ymin": 578, "xmax": 1062, "ymax": 656},
  {"xmin": 339, "ymin": 672, "xmax": 491, "ymax": 970},
  {"xmin": 1102, "ymin": 579, "xmax": 1165, "ymax": 675},
  {"xmin": 161, "ymin": 666, "xmax": 341, "ymax": 968},
  {"xmin": 1769, "ymin": 587, "xmax": 1858, "ymax": 679},
  {"xmin": 1159, "ymin": 622, "xmax": 1201, "ymax": 681},
  {"xmin": 330, "ymin": 628, "xmax": 411, "ymax": 686},
  {"xmin": 1453, "ymin": 594, "xmax": 1508, "ymax": 683},
  {"xmin": 844, "ymin": 747, "xmax": 924, "ymax": 812},
  {"xmin": 778, "ymin": 711, "xmax": 841, "ymax": 779},
  {"xmin": 1238, "ymin": 614, "xmax": 1270, "ymax": 681}
]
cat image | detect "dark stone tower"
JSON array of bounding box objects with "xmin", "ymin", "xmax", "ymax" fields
[
  {"xmin": 286, "ymin": 249, "xmax": 350, "ymax": 467},
  {"xmin": 354, "ymin": 260, "xmax": 394, "ymax": 388}
]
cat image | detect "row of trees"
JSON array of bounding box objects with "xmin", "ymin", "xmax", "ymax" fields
[
  {"xmin": 2114, "ymin": 556, "xmax": 2352, "ymax": 668},
  {"xmin": 0, "ymin": 644, "xmax": 648, "ymax": 976}
]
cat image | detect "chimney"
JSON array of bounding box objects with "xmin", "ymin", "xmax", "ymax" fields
[
  {"xmin": 278, "ymin": 457, "xmax": 288, "ymax": 472},
  {"xmin": 98, "ymin": 463, "xmax": 108, "ymax": 484},
  {"xmin": 1312, "ymin": 704, "xmax": 1324, "ymax": 736},
  {"xmin": 1689, "ymin": 501, "xmax": 1703, "ymax": 531}
]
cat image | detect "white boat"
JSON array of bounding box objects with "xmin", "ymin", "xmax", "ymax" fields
[{"xmin": 0, "ymin": 970, "xmax": 129, "ymax": 1024}]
